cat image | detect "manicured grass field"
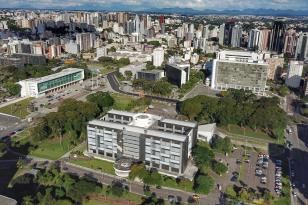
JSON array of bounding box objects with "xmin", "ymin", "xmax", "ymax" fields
[
  {"xmin": 219, "ymin": 124, "xmax": 274, "ymax": 142},
  {"xmin": 111, "ymin": 93, "xmax": 136, "ymax": 111},
  {"xmin": 30, "ymin": 137, "xmax": 72, "ymax": 160},
  {"xmin": 70, "ymin": 158, "xmax": 115, "ymax": 175},
  {"xmin": 161, "ymin": 176, "xmax": 194, "ymax": 192},
  {"xmin": 12, "ymin": 130, "xmax": 75, "ymax": 160},
  {"xmin": 0, "ymin": 98, "xmax": 33, "ymax": 118},
  {"xmin": 84, "ymin": 190, "xmax": 142, "ymax": 205}
]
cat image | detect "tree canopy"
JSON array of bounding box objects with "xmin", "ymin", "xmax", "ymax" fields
[{"xmin": 180, "ymin": 89, "xmax": 287, "ymax": 139}]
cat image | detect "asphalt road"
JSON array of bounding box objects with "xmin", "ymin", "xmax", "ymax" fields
[
  {"xmin": 0, "ymin": 114, "xmax": 28, "ymax": 139},
  {"xmin": 107, "ymin": 72, "xmax": 180, "ymax": 104},
  {"xmin": 61, "ymin": 161, "xmax": 222, "ymax": 205},
  {"xmin": 286, "ymin": 124, "xmax": 308, "ymax": 205}
]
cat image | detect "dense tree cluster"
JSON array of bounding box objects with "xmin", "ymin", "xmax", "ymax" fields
[
  {"xmin": 146, "ymin": 41, "xmax": 161, "ymax": 47},
  {"xmin": 10, "ymin": 165, "xmax": 102, "ymax": 204},
  {"xmin": 225, "ymin": 185, "xmax": 275, "ymax": 205},
  {"xmin": 194, "ymin": 175, "xmax": 215, "ymax": 195},
  {"xmin": 86, "ymin": 91, "xmax": 114, "ymax": 113},
  {"xmin": 129, "ymin": 164, "xmax": 162, "ymax": 186},
  {"xmin": 180, "ymin": 89, "xmax": 287, "ymax": 139},
  {"xmin": 30, "ymin": 98, "xmax": 100, "ymax": 142},
  {"xmin": 211, "ymin": 136, "xmax": 233, "ymax": 154},
  {"xmin": 179, "ymin": 70, "xmax": 204, "ymax": 94},
  {"xmin": 132, "ymin": 78, "xmax": 173, "ymax": 96},
  {"xmin": 98, "ymin": 57, "xmax": 130, "ymax": 68}
]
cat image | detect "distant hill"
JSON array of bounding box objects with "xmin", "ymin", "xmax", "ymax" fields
[{"xmin": 3, "ymin": 4, "xmax": 308, "ymax": 17}]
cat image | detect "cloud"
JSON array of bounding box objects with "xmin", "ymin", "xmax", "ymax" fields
[{"xmin": 0, "ymin": 0, "xmax": 306, "ymax": 10}]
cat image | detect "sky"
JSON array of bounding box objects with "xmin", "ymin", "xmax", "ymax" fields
[{"xmin": 0, "ymin": 0, "xmax": 307, "ymax": 10}]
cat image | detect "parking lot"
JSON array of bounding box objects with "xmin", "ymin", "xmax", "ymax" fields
[{"xmin": 215, "ymin": 147, "xmax": 277, "ymax": 195}]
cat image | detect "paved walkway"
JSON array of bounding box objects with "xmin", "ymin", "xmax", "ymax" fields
[{"xmin": 0, "ymin": 97, "xmax": 28, "ymax": 108}]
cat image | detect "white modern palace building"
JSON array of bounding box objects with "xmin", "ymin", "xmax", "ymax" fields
[
  {"xmin": 18, "ymin": 68, "xmax": 84, "ymax": 98},
  {"xmin": 87, "ymin": 110, "xmax": 198, "ymax": 177}
]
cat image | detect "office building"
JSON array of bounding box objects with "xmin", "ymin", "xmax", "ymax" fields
[
  {"xmin": 285, "ymin": 61, "xmax": 303, "ymax": 88},
  {"xmin": 295, "ymin": 32, "xmax": 308, "ymax": 61},
  {"xmin": 269, "ymin": 20, "xmax": 286, "ymax": 53},
  {"xmin": 248, "ymin": 29, "xmax": 260, "ymax": 50},
  {"xmin": 152, "ymin": 47, "xmax": 164, "ymax": 67},
  {"xmin": 165, "ymin": 63, "xmax": 190, "ymax": 87},
  {"xmin": 211, "ymin": 50, "xmax": 268, "ymax": 96},
  {"xmin": 137, "ymin": 70, "xmax": 164, "ymax": 81},
  {"xmin": 19, "ymin": 68, "xmax": 84, "ymax": 98},
  {"xmin": 87, "ymin": 110, "xmax": 198, "ymax": 176},
  {"xmin": 0, "ymin": 56, "xmax": 24, "ymax": 69},
  {"xmin": 231, "ymin": 25, "xmax": 242, "ymax": 48},
  {"xmin": 12, "ymin": 53, "xmax": 46, "ymax": 65}
]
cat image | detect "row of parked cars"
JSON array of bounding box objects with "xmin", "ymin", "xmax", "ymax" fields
[
  {"xmin": 275, "ymin": 160, "xmax": 283, "ymax": 195},
  {"xmin": 255, "ymin": 153, "xmax": 269, "ymax": 184}
]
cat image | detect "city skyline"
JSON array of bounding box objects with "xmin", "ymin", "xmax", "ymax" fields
[{"xmin": 0, "ymin": 0, "xmax": 307, "ymax": 11}]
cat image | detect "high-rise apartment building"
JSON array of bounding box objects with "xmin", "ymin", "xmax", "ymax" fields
[
  {"xmin": 269, "ymin": 20, "xmax": 287, "ymax": 53},
  {"xmin": 258, "ymin": 29, "xmax": 271, "ymax": 51},
  {"xmin": 211, "ymin": 50, "xmax": 268, "ymax": 96},
  {"xmin": 248, "ymin": 29, "xmax": 260, "ymax": 50},
  {"xmin": 87, "ymin": 110, "xmax": 198, "ymax": 176},
  {"xmin": 76, "ymin": 33, "xmax": 95, "ymax": 52},
  {"xmin": 231, "ymin": 25, "xmax": 242, "ymax": 48},
  {"xmin": 283, "ymin": 29, "xmax": 298, "ymax": 57},
  {"xmin": 295, "ymin": 32, "xmax": 308, "ymax": 61},
  {"xmin": 218, "ymin": 24, "xmax": 225, "ymax": 45},
  {"xmin": 223, "ymin": 21, "xmax": 235, "ymax": 46},
  {"xmin": 153, "ymin": 47, "xmax": 164, "ymax": 67},
  {"xmin": 285, "ymin": 61, "xmax": 304, "ymax": 88}
]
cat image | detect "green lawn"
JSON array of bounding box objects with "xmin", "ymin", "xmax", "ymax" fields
[
  {"xmin": 219, "ymin": 124, "xmax": 275, "ymax": 142},
  {"xmin": 84, "ymin": 189, "xmax": 142, "ymax": 205},
  {"xmin": 111, "ymin": 93, "xmax": 136, "ymax": 111},
  {"xmin": 0, "ymin": 98, "xmax": 33, "ymax": 118},
  {"xmin": 70, "ymin": 158, "xmax": 115, "ymax": 175},
  {"xmin": 30, "ymin": 137, "xmax": 72, "ymax": 160},
  {"xmin": 161, "ymin": 176, "xmax": 194, "ymax": 192},
  {"xmin": 11, "ymin": 130, "xmax": 76, "ymax": 160}
]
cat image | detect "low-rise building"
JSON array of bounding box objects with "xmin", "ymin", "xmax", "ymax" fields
[
  {"xmin": 19, "ymin": 68, "xmax": 84, "ymax": 98},
  {"xmin": 119, "ymin": 62, "xmax": 146, "ymax": 78},
  {"xmin": 136, "ymin": 70, "xmax": 164, "ymax": 81}
]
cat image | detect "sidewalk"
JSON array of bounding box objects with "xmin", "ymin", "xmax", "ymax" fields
[{"xmin": 0, "ymin": 97, "xmax": 28, "ymax": 108}]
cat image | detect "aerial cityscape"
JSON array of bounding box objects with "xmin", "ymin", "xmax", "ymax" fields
[{"xmin": 0, "ymin": 1, "xmax": 308, "ymax": 205}]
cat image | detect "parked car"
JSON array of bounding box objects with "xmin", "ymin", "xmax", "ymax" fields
[{"xmin": 255, "ymin": 168, "xmax": 262, "ymax": 176}]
